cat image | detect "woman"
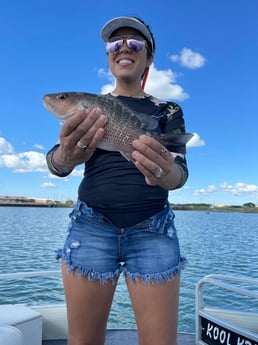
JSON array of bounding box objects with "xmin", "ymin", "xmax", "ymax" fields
[{"xmin": 46, "ymin": 16, "xmax": 190, "ymax": 345}]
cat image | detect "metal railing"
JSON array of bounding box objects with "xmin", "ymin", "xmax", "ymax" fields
[
  {"xmin": 0, "ymin": 270, "xmax": 61, "ymax": 280},
  {"xmin": 196, "ymin": 274, "xmax": 258, "ymax": 345}
]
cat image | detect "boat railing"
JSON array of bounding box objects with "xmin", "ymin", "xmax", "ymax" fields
[
  {"xmin": 0, "ymin": 270, "xmax": 63, "ymax": 307},
  {"xmin": 0, "ymin": 270, "xmax": 61, "ymax": 281},
  {"xmin": 196, "ymin": 274, "xmax": 258, "ymax": 345}
]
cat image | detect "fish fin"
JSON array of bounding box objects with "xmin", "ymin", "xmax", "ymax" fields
[
  {"xmin": 142, "ymin": 115, "xmax": 158, "ymax": 130},
  {"xmin": 158, "ymin": 132, "xmax": 194, "ymax": 145},
  {"xmin": 120, "ymin": 151, "xmax": 133, "ymax": 162},
  {"xmin": 104, "ymin": 94, "xmax": 158, "ymax": 131}
]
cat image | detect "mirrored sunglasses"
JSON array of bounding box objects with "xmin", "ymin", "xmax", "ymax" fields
[{"xmin": 106, "ymin": 36, "xmax": 146, "ymax": 54}]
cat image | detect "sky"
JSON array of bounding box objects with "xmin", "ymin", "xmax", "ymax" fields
[{"xmin": 0, "ymin": 0, "xmax": 257, "ymax": 206}]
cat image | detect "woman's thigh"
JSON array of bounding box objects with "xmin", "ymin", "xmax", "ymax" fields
[
  {"xmin": 62, "ymin": 263, "xmax": 118, "ymax": 345},
  {"xmin": 127, "ymin": 274, "xmax": 180, "ymax": 345}
]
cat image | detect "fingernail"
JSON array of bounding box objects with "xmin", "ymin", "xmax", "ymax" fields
[
  {"xmin": 132, "ymin": 151, "xmax": 139, "ymax": 159},
  {"xmin": 94, "ymin": 107, "xmax": 102, "ymax": 114},
  {"xmin": 132, "ymin": 139, "xmax": 139, "ymax": 147}
]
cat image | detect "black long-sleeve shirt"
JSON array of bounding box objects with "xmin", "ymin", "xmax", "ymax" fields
[{"xmin": 46, "ymin": 94, "xmax": 189, "ymax": 228}]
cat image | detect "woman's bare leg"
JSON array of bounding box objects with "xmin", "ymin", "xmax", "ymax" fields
[
  {"xmin": 127, "ymin": 275, "xmax": 180, "ymax": 345},
  {"xmin": 62, "ymin": 263, "xmax": 118, "ymax": 345}
]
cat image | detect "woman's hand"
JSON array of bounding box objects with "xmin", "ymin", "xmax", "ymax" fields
[
  {"xmin": 132, "ymin": 135, "xmax": 182, "ymax": 190},
  {"xmin": 53, "ymin": 107, "xmax": 107, "ymax": 170}
]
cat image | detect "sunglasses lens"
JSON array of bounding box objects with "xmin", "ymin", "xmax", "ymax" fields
[
  {"xmin": 127, "ymin": 39, "xmax": 145, "ymax": 52},
  {"xmin": 106, "ymin": 37, "xmax": 146, "ymax": 54},
  {"xmin": 106, "ymin": 39, "xmax": 123, "ymax": 54}
]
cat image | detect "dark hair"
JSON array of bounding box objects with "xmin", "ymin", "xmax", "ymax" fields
[{"xmin": 133, "ymin": 16, "xmax": 156, "ymax": 56}]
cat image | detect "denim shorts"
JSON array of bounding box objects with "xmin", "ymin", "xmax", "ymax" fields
[{"xmin": 56, "ymin": 200, "xmax": 186, "ymax": 284}]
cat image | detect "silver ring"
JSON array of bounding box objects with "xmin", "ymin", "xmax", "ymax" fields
[
  {"xmin": 154, "ymin": 167, "xmax": 163, "ymax": 179},
  {"xmin": 160, "ymin": 147, "xmax": 169, "ymax": 158},
  {"xmin": 77, "ymin": 140, "xmax": 88, "ymax": 149}
]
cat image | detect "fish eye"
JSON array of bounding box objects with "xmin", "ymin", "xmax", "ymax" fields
[{"xmin": 56, "ymin": 93, "xmax": 67, "ymax": 100}]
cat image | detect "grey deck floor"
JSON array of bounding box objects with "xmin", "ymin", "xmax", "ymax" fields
[{"xmin": 43, "ymin": 330, "xmax": 195, "ymax": 345}]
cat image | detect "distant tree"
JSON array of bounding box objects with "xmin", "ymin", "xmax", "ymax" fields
[
  {"xmin": 65, "ymin": 200, "xmax": 75, "ymax": 207},
  {"xmin": 243, "ymin": 202, "xmax": 255, "ymax": 208}
]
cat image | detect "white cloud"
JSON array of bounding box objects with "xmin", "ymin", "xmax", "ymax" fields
[
  {"xmin": 207, "ymin": 185, "xmax": 217, "ymax": 193},
  {"xmin": 71, "ymin": 168, "xmax": 84, "ymax": 177},
  {"xmin": 46, "ymin": 167, "xmax": 84, "ymax": 180},
  {"xmin": 0, "ymin": 151, "xmax": 47, "ymax": 172},
  {"xmin": 0, "ymin": 136, "xmax": 48, "ymax": 172},
  {"xmin": 98, "ymin": 68, "xmax": 113, "ymax": 80},
  {"xmin": 187, "ymin": 133, "xmax": 205, "ymax": 148},
  {"xmin": 0, "ymin": 137, "xmax": 14, "ymax": 153},
  {"xmin": 41, "ymin": 182, "xmax": 56, "ymax": 188},
  {"xmin": 0, "ymin": 136, "xmax": 85, "ymax": 177},
  {"xmin": 99, "ymin": 64, "xmax": 189, "ymax": 101},
  {"xmin": 144, "ymin": 65, "xmax": 189, "ymax": 101},
  {"xmin": 170, "ymin": 48, "xmax": 206, "ymax": 69},
  {"xmin": 220, "ymin": 182, "xmax": 258, "ymax": 196},
  {"xmin": 194, "ymin": 182, "xmax": 258, "ymax": 198},
  {"xmin": 194, "ymin": 184, "xmax": 217, "ymax": 196},
  {"xmin": 34, "ymin": 144, "xmax": 45, "ymax": 150},
  {"xmin": 47, "ymin": 173, "xmax": 68, "ymax": 180},
  {"xmin": 98, "ymin": 68, "xmax": 116, "ymax": 94}
]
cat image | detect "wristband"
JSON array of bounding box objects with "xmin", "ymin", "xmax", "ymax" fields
[
  {"xmin": 174, "ymin": 162, "xmax": 188, "ymax": 189},
  {"xmin": 46, "ymin": 145, "xmax": 73, "ymax": 177}
]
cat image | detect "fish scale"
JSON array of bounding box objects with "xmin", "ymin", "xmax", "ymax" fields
[
  {"xmin": 89, "ymin": 95, "xmax": 147, "ymax": 156},
  {"xmin": 43, "ymin": 91, "xmax": 193, "ymax": 161}
]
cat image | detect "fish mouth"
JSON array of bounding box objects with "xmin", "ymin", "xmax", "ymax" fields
[
  {"xmin": 43, "ymin": 101, "xmax": 75, "ymax": 120},
  {"xmin": 58, "ymin": 112, "xmax": 76, "ymax": 120}
]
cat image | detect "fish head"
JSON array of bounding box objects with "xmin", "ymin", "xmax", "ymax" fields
[{"xmin": 43, "ymin": 92, "xmax": 87, "ymax": 122}]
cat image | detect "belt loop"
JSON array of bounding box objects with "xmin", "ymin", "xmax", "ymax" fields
[
  {"xmin": 78, "ymin": 200, "xmax": 84, "ymax": 212},
  {"xmin": 73, "ymin": 199, "xmax": 83, "ymax": 218},
  {"xmin": 152, "ymin": 203, "xmax": 170, "ymax": 234}
]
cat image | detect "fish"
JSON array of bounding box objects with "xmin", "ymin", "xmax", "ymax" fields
[{"xmin": 43, "ymin": 92, "xmax": 193, "ymax": 161}]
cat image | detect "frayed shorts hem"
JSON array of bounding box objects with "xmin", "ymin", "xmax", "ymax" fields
[{"xmin": 58, "ymin": 253, "xmax": 187, "ymax": 285}]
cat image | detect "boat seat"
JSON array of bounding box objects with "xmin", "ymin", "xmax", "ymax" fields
[
  {"xmin": 0, "ymin": 325, "xmax": 24, "ymax": 344},
  {"xmin": 0, "ymin": 304, "xmax": 42, "ymax": 345}
]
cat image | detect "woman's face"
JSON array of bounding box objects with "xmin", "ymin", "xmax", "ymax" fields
[{"xmin": 107, "ymin": 27, "xmax": 153, "ymax": 84}]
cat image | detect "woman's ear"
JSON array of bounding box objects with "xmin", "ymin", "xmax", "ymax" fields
[{"xmin": 147, "ymin": 54, "xmax": 153, "ymax": 67}]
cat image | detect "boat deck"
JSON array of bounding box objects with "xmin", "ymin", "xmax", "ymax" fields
[{"xmin": 42, "ymin": 330, "xmax": 195, "ymax": 345}]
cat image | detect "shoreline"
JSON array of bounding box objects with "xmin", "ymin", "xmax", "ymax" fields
[{"xmin": 0, "ymin": 201, "xmax": 257, "ymax": 213}]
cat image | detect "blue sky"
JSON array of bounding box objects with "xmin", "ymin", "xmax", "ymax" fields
[{"xmin": 0, "ymin": 0, "xmax": 257, "ymax": 206}]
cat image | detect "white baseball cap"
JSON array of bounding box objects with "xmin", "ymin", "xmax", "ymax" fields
[{"xmin": 101, "ymin": 16, "xmax": 154, "ymax": 53}]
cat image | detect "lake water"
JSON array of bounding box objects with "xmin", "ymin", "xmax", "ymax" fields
[{"xmin": 0, "ymin": 207, "xmax": 257, "ymax": 333}]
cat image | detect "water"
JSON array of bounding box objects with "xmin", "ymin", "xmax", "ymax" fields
[{"xmin": 0, "ymin": 207, "xmax": 257, "ymax": 332}]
